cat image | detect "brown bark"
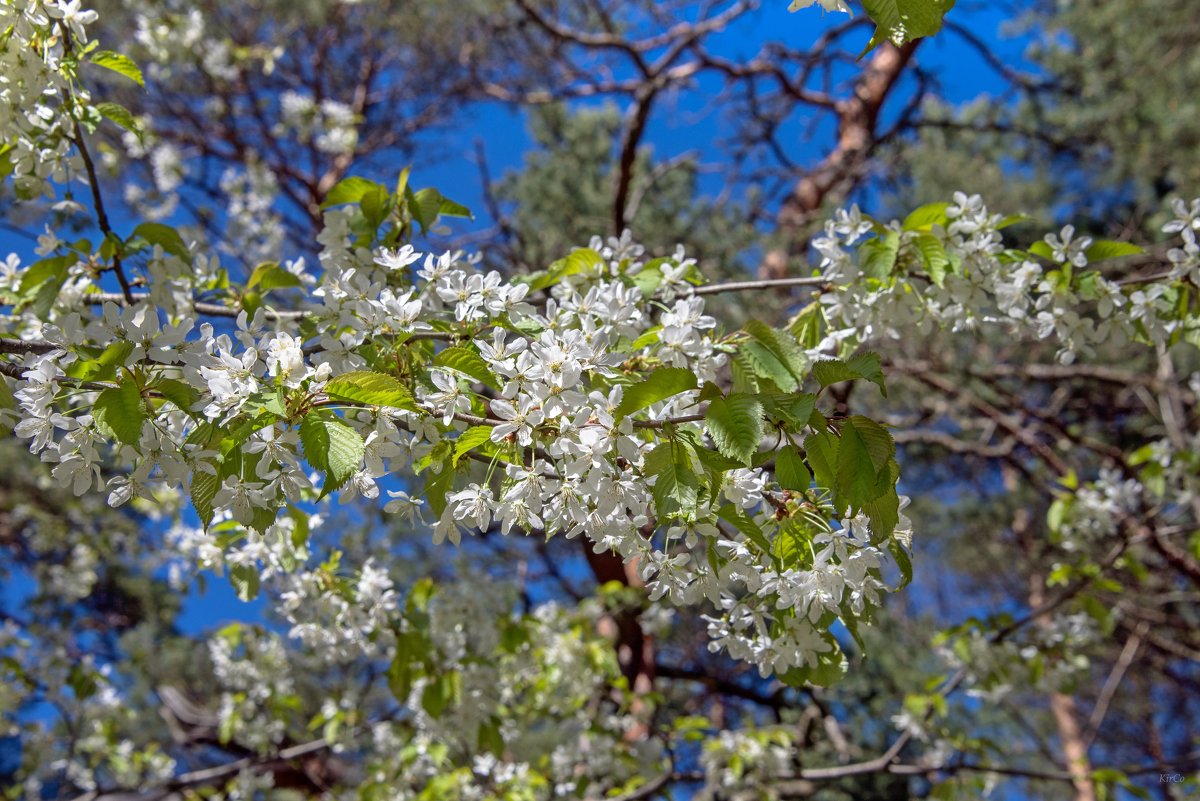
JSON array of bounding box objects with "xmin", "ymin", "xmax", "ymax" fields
[{"xmin": 762, "ymin": 41, "xmax": 920, "ymax": 279}]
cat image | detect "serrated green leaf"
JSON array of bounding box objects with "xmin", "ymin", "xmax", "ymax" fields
[
  {"xmin": 191, "ymin": 469, "xmax": 218, "ymax": 528},
  {"xmin": 804, "ymin": 430, "xmax": 839, "ymax": 492},
  {"xmin": 421, "ymin": 670, "xmax": 461, "ymax": 719},
  {"xmin": 1084, "ymin": 240, "xmax": 1144, "ymax": 262},
  {"xmin": 995, "ymin": 213, "xmax": 1030, "ymax": 230},
  {"xmin": 453, "ymin": 425, "xmax": 494, "ymax": 466},
  {"xmin": 788, "ymin": 302, "xmax": 826, "ymax": 350},
  {"xmin": 718, "ymin": 504, "xmax": 773, "ymax": 557},
  {"xmin": 0, "ymin": 379, "xmax": 15, "ymax": 437},
  {"xmin": 743, "ymin": 320, "xmax": 806, "ymax": 389},
  {"xmin": 322, "ymin": 176, "xmax": 385, "ymax": 208},
  {"xmin": 360, "ymin": 184, "xmax": 392, "ymax": 231},
  {"xmin": 860, "ymin": 230, "xmax": 901, "ymax": 279},
  {"xmin": 630, "ymin": 326, "xmax": 662, "ymax": 351},
  {"xmin": 888, "ymin": 536, "xmax": 913, "ymax": 588},
  {"xmin": 644, "ymin": 440, "xmax": 700, "ymax": 520},
  {"xmin": 93, "ymin": 380, "xmax": 145, "ymax": 446},
  {"xmin": 90, "ymin": 50, "xmax": 144, "ymax": 87},
  {"xmin": 704, "ymin": 393, "xmax": 764, "ymax": 467},
  {"xmin": 835, "ymin": 419, "xmax": 879, "ymax": 518},
  {"xmin": 776, "ymin": 446, "xmax": 812, "ymax": 491},
  {"xmin": 1028, "ymin": 241, "xmax": 1055, "ymax": 261},
  {"xmin": 859, "ymin": 0, "xmax": 956, "ymax": 56},
  {"xmin": 914, "ymin": 232, "xmax": 951, "ymax": 286},
  {"xmin": 67, "ymin": 341, "xmax": 134, "ymax": 382},
  {"xmin": 812, "ymin": 352, "xmax": 886, "ymax": 397},
  {"xmin": 411, "ymin": 187, "xmax": 473, "ymax": 233},
  {"xmin": 432, "ymin": 347, "xmax": 500, "ymax": 390},
  {"xmin": 230, "ymin": 564, "xmax": 259, "ymax": 601},
  {"xmin": 132, "ymin": 222, "xmax": 189, "ymax": 260},
  {"xmin": 387, "ymin": 630, "xmax": 419, "ymax": 702},
  {"xmin": 616, "ymin": 367, "xmax": 698, "ymax": 419},
  {"xmin": 848, "ymin": 415, "xmax": 895, "ymax": 469},
  {"xmin": 779, "ymin": 641, "xmax": 847, "ymax": 688},
  {"xmin": 325, "ymin": 371, "xmax": 419, "ymax": 411},
  {"xmin": 730, "ymin": 352, "xmax": 760, "ymax": 395},
  {"xmin": 18, "ymin": 254, "xmax": 72, "ymax": 301},
  {"xmin": 300, "ymin": 414, "xmax": 365, "ymax": 493},
  {"xmin": 246, "ymin": 262, "xmax": 302, "ymax": 292},
  {"xmin": 902, "ymin": 202, "xmax": 951, "ymax": 231},
  {"xmin": 424, "ymin": 463, "xmax": 455, "ymax": 517},
  {"xmin": 742, "ymin": 342, "xmax": 799, "ymax": 392},
  {"xmin": 95, "ymin": 101, "xmax": 142, "ymax": 141},
  {"xmin": 761, "ymin": 391, "xmax": 816, "ymax": 427},
  {"xmin": 864, "ymin": 479, "xmax": 901, "ymax": 541}
]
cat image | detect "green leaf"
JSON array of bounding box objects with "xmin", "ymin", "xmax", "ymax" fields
[
  {"xmin": 0, "ymin": 379, "xmax": 15, "ymax": 437},
  {"xmin": 902, "ymin": 202, "xmax": 951, "ymax": 231},
  {"xmin": 835, "ymin": 419, "xmax": 880, "ymax": 518},
  {"xmin": 775, "ymin": 446, "xmax": 812, "ymax": 491},
  {"xmin": 453, "ymin": 425, "xmax": 494, "ymax": 466},
  {"xmin": 760, "ymin": 391, "xmax": 816, "ymax": 427},
  {"xmin": 18, "ymin": 254, "xmax": 72, "ymax": 307},
  {"xmin": 95, "ymin": 102, "xmax": 142, "ymax": 141},
  {"xmin": 432, "ymin": 347, "xmax": 501, "ymax": 390},
  {"xmin": 66, "ymin": 341, "xmax": 134, "ymax": 382},
  {"xmin": 322, "ymin": 176, "xmax": 385, "ymax": 208},
  {"xmin": 863, "ymin": 473, "xmax": 901, "ymax": 539},
  {"xmin": 629, "ymin": 262, "xmax": 664, "ymax": 296},
  {"xmin": 93, "ymin": 381, "xmax": 145, "ymax": 446},
  {"xmin": 995, "ymin": 213, "xmax": 1030, "ymax": 230},
  {"xmin": 779, "ymin": 642, "xmax": 847, "ymax": 688},
  {"xmin": 616, "ymin": 367, "xmax": 698, "ymax": 419},
  {"xmin": 804, "ymin": 430, "xmax": 839, "ymax": 492},
  {"xmin": 246, "ymin": 262, "xmax": 302, "ymax": 292},
  {"xmin": 478, "ymin": 717, "xmax": 505, "ymax": 755},
  {"xmin": 860, "ymin": 230, "xmax": 901, "ymax": 280},
  {"xmin": 90, "ymin": 51, "xmax": 144, "ymax": 87},
  {"xmin": 704, "ymin": 393, "xmax": 764, "ymax": 467},
  {"xmin": 360, "ymin": 184, "xmax": 392, "ymax": 231},
  {"xmin": 848, "ymin": 352, "xmax": 887, "ymax": 397},
  {"xmin": 1084, "ymin": 240, "xmax": 1144, "ymax": 262},
  {"xmin": 718, "ymin": 504, "xmax": 773, "ymax": 556},
  {"xmin": 387, "ymin": 629, "xmax": 423, "ymax": 701},
  {"xmin": 424, "ymin": 463, "xmax": 455, "ymax": 518},
  {"xmin": 528, "ymin": 248, "xmax": 604, "ymax": 291},
  {"xmin": 788, "ymin": 302, "xmax": 826, "ymax": 350},
  {"xmin": 888, "ymin": 537, "xmax": 913, "ymax": 588},
  {"xmin": 325, "ymin": 371, "xmax": 419, "ymax": 411},
  {"xmin": 132, "ymin": 222, "xmax": 189, "ymax": 260},
  {"xmin": 421, "ymin": 669, "xmax": 461, "ymax": 718},
  {"xmin": 848, "ymin": 415, "xmax": 895, "ymax": 469},
  {"xmin": 643, "ymin": 440, "xmax": 700, "ymax": 520},
  {"xmin": 411, "ymin": 187, "xmax": 473, "ymax": 233},
  {"xmin": 859, "ymin": 0, "xmax": 956, "ymax": 56},
  {"xmin": 230, "ymin": 564, "xmax": 260, "ymax": 601},
  {"xmin": 299, "ymin": 414, "xmax": 365, "ymax": 493},
  {"xmin": 190, "ymin": 470, "xmax": 219, "ymax": 529},
  {"xmin": 812, "ymin": 352, "xmax": 886, "ymax": 397},
  {"xmin": 914, "ymin": 233, "xmax": 951, "ymax": 286},
  {"xmin": 742, "ymin": 320, "xmax": 806, "ymax": 390},
  {"xmin": 742, "ymin": 342, "xmax": 799, "ymax": 392},
  {"xmin": 1027, "ymin": 241, "xmax": 1055, "ymax": 261}
]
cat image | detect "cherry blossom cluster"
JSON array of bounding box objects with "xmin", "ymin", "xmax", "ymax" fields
[
  {"xmin": 0, "ymin": 1, "xmax": 93, "ymax": 199},
  {"xmin": 811, "ymin": 192, "xmax": 1199, "ymax": 365}
]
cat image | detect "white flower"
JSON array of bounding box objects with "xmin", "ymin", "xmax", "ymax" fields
[{"xmin": 489, "ymin": 397, "xmax": 544, "ymax": 446}]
